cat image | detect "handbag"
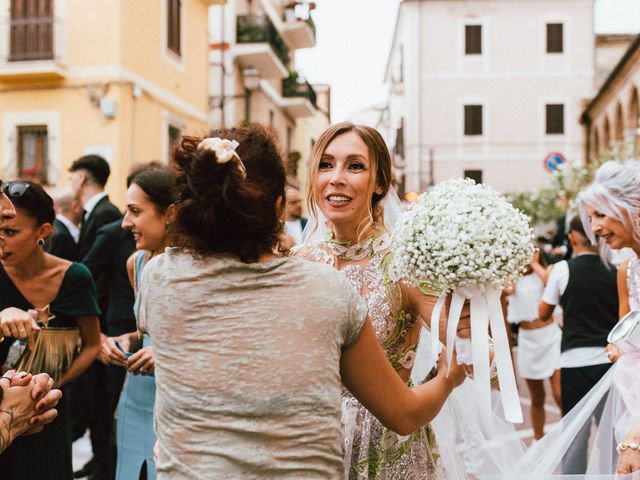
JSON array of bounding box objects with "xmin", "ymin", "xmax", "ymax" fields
[
  {"xmin": 607, "ymin": 310, "xmax": 640, "ymax": 353},
  {"xmin": 14, "ymin": 305, "xmax": 80, "ymax": 384}
]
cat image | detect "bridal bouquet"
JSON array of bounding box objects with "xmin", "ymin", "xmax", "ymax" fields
[{"xmin": 392, "ymin": 178, "xmax": 534, "ymax": 426}]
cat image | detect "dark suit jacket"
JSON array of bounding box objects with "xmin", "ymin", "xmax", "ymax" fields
[
  {"xmin": 300, "ymin": 217, "xmax": 308, "ymax": 231},
  {"xmin": 47, "ymin": 217, "xmax": 79, "ymax": 261},
  {"xmin": 78, "ymin": 195, "xmax": 122, "ymax": 259},
  {"xmin": 78, "ymin": 195, "xmax": 122, "ymax": 330},
  {"xmin": 82, "ymin": 220, "xmax": 136, "ymax": 336}
]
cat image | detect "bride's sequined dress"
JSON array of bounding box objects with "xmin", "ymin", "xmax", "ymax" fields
[{"xmin": 296, "ymin": 232, "xmax": 446, "ymax": 479}]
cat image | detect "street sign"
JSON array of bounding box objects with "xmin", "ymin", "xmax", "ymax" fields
[{"xmin": 543, "ymin": 151, "xmax": 566, "ymax": 172}]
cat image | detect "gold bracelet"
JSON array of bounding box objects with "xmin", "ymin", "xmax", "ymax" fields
[{"xmin": 617, "ymin": 442, "xmax": 640, "ymax": 454}]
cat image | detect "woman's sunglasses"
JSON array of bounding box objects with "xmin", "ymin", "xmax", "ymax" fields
[{"xmin": 2, "ymin": 182, "xmax": 30, "ymax": 198}]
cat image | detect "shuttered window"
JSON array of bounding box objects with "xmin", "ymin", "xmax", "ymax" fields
[
  {"xmin": 464, "ymin": 170, "xmax": 483, "ymax": 184},
  {"xmin": 464, "ymin": 105, "xmax": 483, "ymax": 136},
  {"xmin": 546, "ymin": 104, "xmax": 564, "ymax": 134},
  {"xmin": 9, "ymin": 0, "xmax": 54, "ymax": 61},
  {"xmin": 465, "ymin": 25, "xmax": 482, "ymax": 55},
  {"xmin": 18, "ymin": 126, "xmax": 49, "ymax": 184},
  {"xmin": 168, "ymin": 0, "xmax": 181, "ymax": 56},
  {"xmin": 547, "ymin": 23, "xmax": 563, "ymax": 53}
]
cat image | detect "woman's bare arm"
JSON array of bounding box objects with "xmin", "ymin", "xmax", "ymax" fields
[{"xmin": 340, "ymin": 319, "xmax": 465, "ymax": 436}]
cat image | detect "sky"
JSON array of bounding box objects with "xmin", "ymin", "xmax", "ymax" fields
[{"xmin": 296, "ymin": 0, "xmax": 640, "ymax": 123}]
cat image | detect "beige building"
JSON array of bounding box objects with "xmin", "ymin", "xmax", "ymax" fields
[
  {"xmin": 208, "ymin": 0, "xmax": 329, "ymax": 187},
  {"xmin": 582, "ymin": 34, "xmax": 640, "ymax": 163},
  {"xmin": 384, "ymin": 0, "xmax": 597, "ymax": 195},
  {"xmin": 0, "ymin": 0, "xmax": 216, "ymax": 206}
]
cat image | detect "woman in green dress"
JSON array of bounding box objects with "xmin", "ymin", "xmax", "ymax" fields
[{"xmin": 0, "ymin": 181, "xmax": 101, "ymax": 480}]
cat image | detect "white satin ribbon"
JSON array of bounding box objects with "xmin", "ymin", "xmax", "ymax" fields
[{"xmin": 428, "ymin": 283, "xmax": 523, "ymax": 428}]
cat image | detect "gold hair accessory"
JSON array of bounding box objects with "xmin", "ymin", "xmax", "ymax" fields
[{"xmin": 197, "ymin": 137, "xmax": 246, "ymax": 177}]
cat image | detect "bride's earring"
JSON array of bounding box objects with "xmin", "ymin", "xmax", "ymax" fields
[{"xmin": 36, "ymin": 238, "xmax": 45, "ymax": 248}]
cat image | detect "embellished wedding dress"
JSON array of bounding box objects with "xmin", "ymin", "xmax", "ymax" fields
[{"xmin": 296, "ymin": 231, "xmax": 446, "ymax": 479}]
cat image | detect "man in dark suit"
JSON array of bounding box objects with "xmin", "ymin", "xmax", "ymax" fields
[
  {"xmin": 47, "ymin": 189, "xmax": 82, "ymax": 261},
  {"xmin": 83, "ymin": 219, "xmax": 136, "ymax": 480},
  {"xmin": 68, "ymin": 154, "xmax": 121, "ymax": 480}
]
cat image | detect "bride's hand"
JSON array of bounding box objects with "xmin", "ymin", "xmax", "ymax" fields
[{"xmin": 436, "ymin": 349, "xmax": 466, "ymax": 391}]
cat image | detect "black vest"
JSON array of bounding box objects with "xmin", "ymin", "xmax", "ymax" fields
[{"xmin": 559, "ymin": 255, "xmax": 619, "ymax": 352}]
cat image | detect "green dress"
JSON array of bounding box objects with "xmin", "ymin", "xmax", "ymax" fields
[{"xmin": 0, "ymin": 262, "xmax": 100, "ymax": 480}]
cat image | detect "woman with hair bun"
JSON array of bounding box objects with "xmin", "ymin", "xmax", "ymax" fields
[
  {"xmin": 140, "ymin": 124, "xmax": 465, "ymax": 479},
  {"xmin": 0, "ymin": 181, "xmax": 101, "ymax": 479}
]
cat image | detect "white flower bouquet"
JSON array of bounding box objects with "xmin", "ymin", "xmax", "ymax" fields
[
  {"xmin": 392, "ymin": 178, "xmax": 534, "ymax": 426},
  {"xmin": 393, "ymin": 178, "xmax": 534, "ymax": 292}
]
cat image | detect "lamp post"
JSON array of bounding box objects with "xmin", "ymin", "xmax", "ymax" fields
[
  {"xmin": 241, "ymin": 67, "xmax": 260, "ymax": 123},
  {"xmin": 209, "ymin": 66, "xmax": 261, "ymax": 125}
]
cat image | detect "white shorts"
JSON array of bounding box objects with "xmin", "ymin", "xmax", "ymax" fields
[{"xmin": 517, "ymin": 322, "xmax": 562, "ymax": 380}]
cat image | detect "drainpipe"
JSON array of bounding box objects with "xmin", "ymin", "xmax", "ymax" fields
[
  {"xmin": 581, "ymin": 111, "xmax": 591, "ymax": 165},
  {"xmin": 417, "ymin": 1, "xmax": 424, "ymax": 190}
]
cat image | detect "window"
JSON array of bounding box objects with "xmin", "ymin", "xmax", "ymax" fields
[
  {"xmin": 9, "ymin": 0, "xmax": 54, "ymax": 62},
  {"xmin": 167, "ymin": 0, "xmax": 181, "ymax": 56},
  {"xmin": 546, "ymin": 23, "xmax": 563, "ymax": 54},
  {"xmin": 546, "ymin": 104, "xmax": 564, "ymax": 134},
  {"xmin": 17, "ymin": 126, "xmax": 49, "ymax": 183},
  {"xmin": 465, "ymin": 25, "xmax": 482, "ymax": 55},
  {"xmin": 464, "ymin": 105, "xmax": 483, "ymax": 136},
  {"xmin": 168, "ymin": 124, "xmax": 181, "ymax": 155},
  {"xmin": 464, "ymin": 170, "xmax": 483, "ymax": 184}
]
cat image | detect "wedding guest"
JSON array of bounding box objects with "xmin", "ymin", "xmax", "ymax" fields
[
  {"xmin": 0, "ymin": 185, "xmax": 62, "ymax": 453},
  {"xmin": 539, "ymin": 215, "xmax": 618, "ymax": 474},
  {"xmin": 578, "ymin": 160, "xmax": 640, "ymax": 476},
  {"xmin": 48, "ymin": 188, "xmax": 82, "ymax": 261},
  {"xmin": 0, "ymin": 371, "xmax": 62, "ymax": 454},
  {"xmin": 0, "ymin": 181, "xmax": 101, "ymax": 479},
  {"xmin": 506, "ymin": 249, "xmax": 561, "ymax": 440},
  {"xmin": 141, "ymin": 126, "xmax": 466, "ymax": 479},
  {"xmin": 100, "ymin": 166, "xmax": 176, "ymax": 480},
  {"xmin": 68, "ymin": 154, "xmax": 121, "ymax": 480},
  {"xmin": 296, "ymin": 122, "xmax": 471, "ymax": 477},
  {"xmin": 283, "ymin": 186, "xmax": 307, "ymax": 245}
]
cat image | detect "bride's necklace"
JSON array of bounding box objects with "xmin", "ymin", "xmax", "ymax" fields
[{"xmin": 325, "ymin": 231, "xmax": 392, "ymax": 261}]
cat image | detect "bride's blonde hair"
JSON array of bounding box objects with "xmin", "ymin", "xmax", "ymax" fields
[{"xmin": 306, "ymin": 122, "xmax": 392, "ymax": 242}]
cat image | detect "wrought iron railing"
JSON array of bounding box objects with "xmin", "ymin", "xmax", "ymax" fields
[
  {"xmin": 283, "ymin": 74, "xmax": 317, "ymax": 108},
  {"xmin": 237, "ymin": 14, "xmax": 290, "ymax": 67}
]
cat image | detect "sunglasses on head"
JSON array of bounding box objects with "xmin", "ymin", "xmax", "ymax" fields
[{"xmin": 2, "ymin": 182, "xmax": 30, "ymax": 198}]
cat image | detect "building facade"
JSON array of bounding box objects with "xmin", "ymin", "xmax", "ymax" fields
[
  {"xmin": 384, "ymin": 0, "xmax": 596, "ymax": 195},
  {"xmin": 0, "ymin": 0, "xmax": 216, "ymax": 206},
  {"xmin": 208, "ymin": 0, "xmax": 329, "ymax": 187},
  {"xmin": 582, "ymin": 34, "xmax": 640, "ymax": 164}
]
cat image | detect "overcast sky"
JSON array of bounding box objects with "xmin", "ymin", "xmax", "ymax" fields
[{"xmin": 296, "ymin": 0, "xmax": 640, "ymax": 122}]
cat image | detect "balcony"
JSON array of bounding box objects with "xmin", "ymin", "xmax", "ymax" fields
[
  {"xmin": 280, "ymin": 13, "xmax": 316, "ymax": 50},
  {"xmin": 0, "ymin": 12, "xmax": 66, "ymax": 81},
  {"xmin": 281, "ymin": 73, "xmax": 316, "ymax": 118},
  {"xmin": 235, "ymin": 14, "xmax": 289, "ymax": 79}
]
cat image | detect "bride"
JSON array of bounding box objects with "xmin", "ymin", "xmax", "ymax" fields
[{"xmin": 295, "ymin": 122, "xmax": 472, "ymax": 479}]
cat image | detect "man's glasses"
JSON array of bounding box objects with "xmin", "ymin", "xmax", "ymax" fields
[{"xmin": 2, "ymin": 182, "xmax": 30, "ymax": 198}]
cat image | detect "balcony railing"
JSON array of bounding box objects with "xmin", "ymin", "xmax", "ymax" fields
[
  {"xmin": 237, "ymin": 14, "xmax": 290, "ymax": 67},
  {"xmin": 283, "ymin": 75, "xmax": 317, "ymax": 108},
  {"xmin": 9, "ymin": 12, "xmax": 54, "ymax": 61}
]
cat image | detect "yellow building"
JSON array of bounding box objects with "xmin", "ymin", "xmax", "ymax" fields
[{"xmin": 0, "ymin": 0, "xmax": 218, "ymax": 206}]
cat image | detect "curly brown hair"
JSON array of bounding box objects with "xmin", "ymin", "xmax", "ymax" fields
[{"xmin": 172, "ymin": 125, "xmax": 287, "ymax": 263}]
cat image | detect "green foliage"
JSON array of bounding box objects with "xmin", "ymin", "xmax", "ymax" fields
[{"xmin": 506, "ymin": 152, "xmax": 616, "ymax": 226}]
